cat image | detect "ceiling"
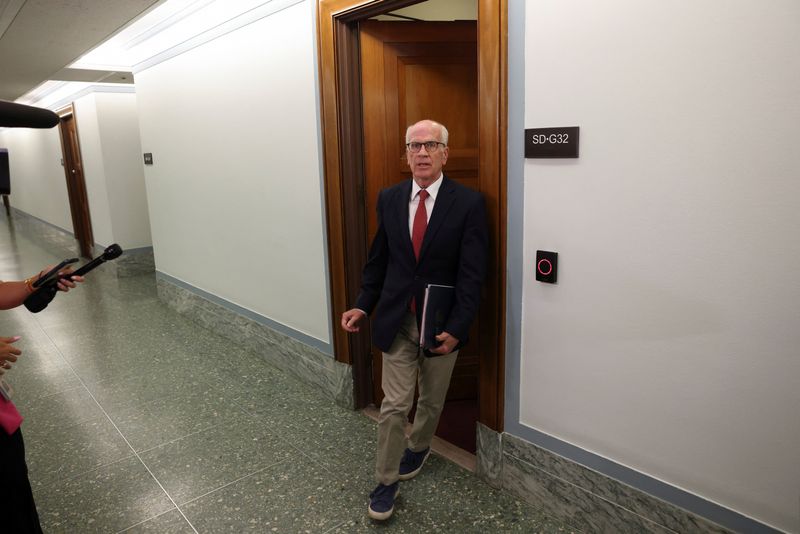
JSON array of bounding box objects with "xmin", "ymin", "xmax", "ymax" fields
[
  {"xmin": 0, "ymin": 0, "xmax": 160, "ymax": 101},
  {"xmin": 0, "ymin": 0, "xmax": 476, "ymax": 104}
]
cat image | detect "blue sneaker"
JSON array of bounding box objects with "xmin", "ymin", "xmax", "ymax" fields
[
  {"xmin": 368, "ymin": 481, "xmax": 399, "ymax": 520},
  {"xmin": 398, "ymin": 447, "xmax": 430, "ymax": 480}
]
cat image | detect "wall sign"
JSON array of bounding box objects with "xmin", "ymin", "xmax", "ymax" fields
[
  {"xmin": 525, "ymin": 127, "xmax": 579, "ymax": 158},
  {"xmin": 143, "ymin": 153, "xmax": 153, "ymax": 165}
]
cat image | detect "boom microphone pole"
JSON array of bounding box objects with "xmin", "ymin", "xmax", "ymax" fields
[{"xmin": 24, "ymin": 244, "xmax": 123, "ymax": 313}]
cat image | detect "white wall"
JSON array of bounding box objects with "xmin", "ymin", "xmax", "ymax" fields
[
  {"xmin": 74, "ymin": 94, "xmax": 115, "ymax": 247},
  {"xmin": 135, "ymin": 0, "xmax": 330, "ymax": 343},
  {"xmin": 95, "ymin": 92, "xmax": 151, "ymax": 249},
  {"xmin": 520, "ymin": 1, "xmax": 800, "ymax": 531},
  {"xmin": 0, "ymin": 89, "xmax": 151, "ymax": 252},
  {"xmin": 75, "ymin": 91, "xmax": 152, "ymax": 249},
  {"xmin": 0, "ymin": 126, "xmax": 73, "ymax": 232}
]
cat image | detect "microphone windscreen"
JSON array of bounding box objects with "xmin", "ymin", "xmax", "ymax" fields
[
  {"xmin": 71, "ymin": 243, "xmax": 124, "ymax": 277},
  {"xmin": 102, "ymin": 244, "xmax": 123, "ymax": 260},
  {"xmin": 0, "ymin": 100, "xmax": 60, "ymax": 129}
]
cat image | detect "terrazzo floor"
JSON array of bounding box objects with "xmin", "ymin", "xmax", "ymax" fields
[{"xmin": 0, "ymin": 216, "xmax": 574, "ymax": 533}]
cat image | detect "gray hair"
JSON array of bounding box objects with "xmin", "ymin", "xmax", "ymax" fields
[{"xmin": 405, "ymin": 120, "xmax": 449, "ymax": 145}]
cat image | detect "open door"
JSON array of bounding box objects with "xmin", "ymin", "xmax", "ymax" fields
[
  {"xmin": 57, "ymin": 106, "xmax": 94, "ymax": 258},
  {"xmin": 318, "ymin": 0, "xmax": 507, "ymax": 451},
  {"xmin": 360, "ymin": 20, "xmax": 482, "ymax": 452}
]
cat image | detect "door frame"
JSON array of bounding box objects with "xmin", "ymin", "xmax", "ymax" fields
[{"xmin": 317, "ymin": 0, "xmax": 507, "ymax": 432}]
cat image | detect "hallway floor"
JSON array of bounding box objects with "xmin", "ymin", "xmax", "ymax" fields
[{"xmin": 0, "ymin": 217, "xmax": 572, "ymax": 533}]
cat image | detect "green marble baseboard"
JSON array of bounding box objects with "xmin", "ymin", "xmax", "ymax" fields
[
  {"xmin": 156, "ymin": 277, "xmax": 353, "ymax": 410},
  {"xmin": 476, "ymin": 424, "xmax": 735, "ymax": 534}
]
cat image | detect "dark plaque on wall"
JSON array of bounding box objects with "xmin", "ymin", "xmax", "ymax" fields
[{"xmin": 525, "ymin": 127, "xmax": 579, "ymax": 158}]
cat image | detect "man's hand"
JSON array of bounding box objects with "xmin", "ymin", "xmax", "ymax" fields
[
  {"xmin": 341, "ymin": 309, "xmax": 366, "ymax": 333},
  {"xmin": 0, "ymin": 336, "xmax": 21, "ymax": 374},
  {"xmin": 429, "ymin": 331, "xmax": 459, "ymax": 355}
]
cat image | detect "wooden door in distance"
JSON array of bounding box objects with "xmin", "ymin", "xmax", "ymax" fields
[
  {"xmin": 360, "ymin": 20, "xmax": 483, "ymax": 451},
  {"xmin": 58, "ymin": 111, "xmax": 94, "ymax": 258}
]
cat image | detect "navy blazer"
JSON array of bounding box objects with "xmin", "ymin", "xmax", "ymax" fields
[{"xmin": 354, "ymin": 177, "xmax": 488, "ymax": 353}]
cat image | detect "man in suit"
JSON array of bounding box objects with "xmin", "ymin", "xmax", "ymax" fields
[{"xmin": 341, "ymin": 119, "xmax": 488, "ymax": 520}]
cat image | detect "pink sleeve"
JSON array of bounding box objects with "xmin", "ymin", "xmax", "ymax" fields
[{"xmin": 0, "ymin": 398, "xmax": 22, "ymax": 435}]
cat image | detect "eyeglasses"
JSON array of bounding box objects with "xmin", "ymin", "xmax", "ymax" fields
[{"xmin": 406, "ymin": 141, "xmax": 446, "ymax": 153}]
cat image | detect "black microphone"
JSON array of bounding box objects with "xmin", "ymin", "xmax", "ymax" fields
[
  {"xmin": 70, "ymin": 243, "xmax": 123, "ymax": 277},
  {"xmin": 0, "ymin": 100, "xmax": 60, "ymax": 129},
  {"xmin": 23, "ymin": 244, "xmax": 124, "ymax": 313}
]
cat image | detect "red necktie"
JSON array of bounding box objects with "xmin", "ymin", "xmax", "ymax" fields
[
  {"xmin": 412, "ymin": 189, "xmax": 429, "ymax": 260},
  {"xmin": 410, "ymin": 189, "xmax": 429, "ymax": 313}
]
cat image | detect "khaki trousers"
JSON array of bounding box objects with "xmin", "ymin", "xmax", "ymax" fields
[{"xmin": 375, "ymin": 312, "xmax": 458, "ymax": 485}]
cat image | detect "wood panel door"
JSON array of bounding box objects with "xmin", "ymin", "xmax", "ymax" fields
[
  {"xmin": 58, "ymin": 109, "xmax": 94, "ymax": 258},
  {"xmin": 360, "ymin": 20, "xmax": 483, "ymax": 410}
]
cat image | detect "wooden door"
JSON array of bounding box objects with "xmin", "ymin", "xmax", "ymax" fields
[
  {"xmin": 360, "ymin": 20, "xmax": 485, "ymax": 449},
  {"xmin": 58, "ymin": 109, "xmax": 94, "ymax": 258}
]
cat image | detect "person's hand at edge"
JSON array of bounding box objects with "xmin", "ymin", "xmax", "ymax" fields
[
  {"xmin": 0, "ymin": 335, "xmax": 21, "ymax": 374},
  {"xmin": 51, "ymin": 266, "xmax": 84, "ymax": 292},
  {"xmin": 33, "ymin": 265, "xmax": 85, "ymax": 292}
]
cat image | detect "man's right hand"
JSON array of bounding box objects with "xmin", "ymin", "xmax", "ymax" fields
[
  {"xmin": 341, "ymin": 309, "xmax": 366, "ymax": 333},
  {"xmin": 0, "ymin": 336, "xmax": 21, "ymax": 375}
]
